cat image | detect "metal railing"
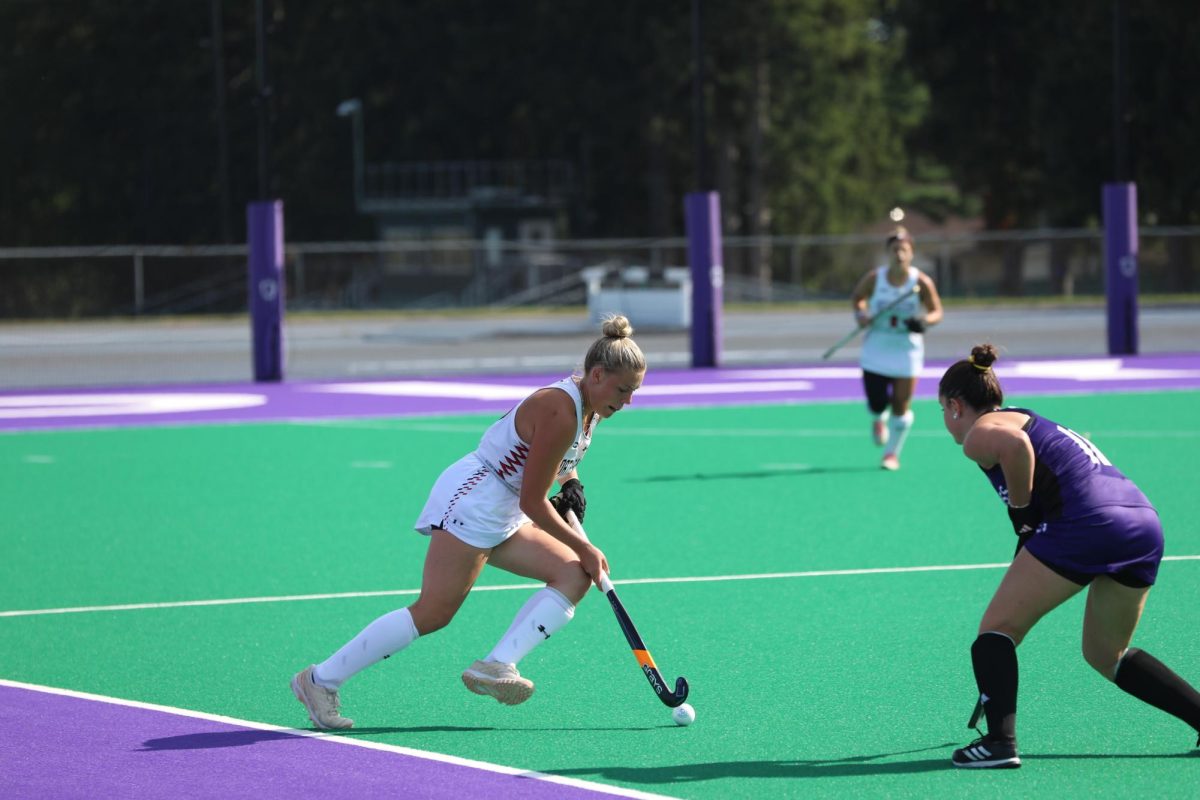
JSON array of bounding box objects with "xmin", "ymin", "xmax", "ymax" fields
[{"xmin": 2, "ymin": 228, "xmax": 1198, "ymax": 319}]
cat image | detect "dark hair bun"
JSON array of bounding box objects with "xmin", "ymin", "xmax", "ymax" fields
[{"xmin": 970, "ymin": 343, "xmax": 999, "ymax": 369}]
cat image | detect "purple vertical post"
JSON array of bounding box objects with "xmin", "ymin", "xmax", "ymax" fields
[
  {"xmin": 247, "ymin": 200, "xmax": 285, "ymax": 381},
  {"xmin": 1102, "ymin": 182, "xmax": 1138, "ymax": 355},
  {"xmin": 685, "ymin": 191, "xmax": 723, "ymax": 367}
]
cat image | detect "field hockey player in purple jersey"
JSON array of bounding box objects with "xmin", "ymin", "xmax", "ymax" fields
[
  {"xmin": 939, "ymin": 343, "xmax": 1200, "ymax": 769},
  {"xmin": 291, "ymin": 315, "xmax": 645, "ymax": 729}
]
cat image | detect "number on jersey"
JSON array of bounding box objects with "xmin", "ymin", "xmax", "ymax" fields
[{"xmin": 1057, "ymin": 425, "xmax": 1112, "ymax": 466}]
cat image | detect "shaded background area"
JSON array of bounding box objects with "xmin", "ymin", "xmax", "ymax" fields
[
  {"xmin": 3, "ymin": 2, "xmax": 1199, "ymax": 315},
  {"xmin": 5, "ymin": 1, "xmax": 1200, "ymax": 247}
]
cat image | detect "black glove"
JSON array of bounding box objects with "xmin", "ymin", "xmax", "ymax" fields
[
  {"xmin": 1008, "ymin": 503, "xmax": 1040, "ymax": 556},
  {"xmin": 904, "ymin": 317, "xmax": 927, "ymax": 333},
  {"xmin": 549, "ymin": 478, "xmax": 586, "ymax": 522}
]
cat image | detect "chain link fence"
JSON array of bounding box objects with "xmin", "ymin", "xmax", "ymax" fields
[
  {"xmin": 2, "ymin": 229, "xmax": 1198, "ymax": 390},
  {"xmin": 3, "ymin": 228, "xmax": 1198, "ymax": 320}
]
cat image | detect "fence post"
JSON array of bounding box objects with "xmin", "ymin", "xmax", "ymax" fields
[
  {"xmin": 789, "ymin": 238, "xmax": 802, "ymax": 294},
  {"xmin": 932, "ymin": 243, "xmax": 944, "ymax": 296},
  {"xmin": 133, "ymin": 251, "xmax": 145, "ymax": 314},
  {"xmin": 293, "ymin": 248, "xmax": 305, "ymax": 302}
]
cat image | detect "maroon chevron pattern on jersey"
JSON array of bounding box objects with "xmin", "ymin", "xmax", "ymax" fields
[
  {"xmin": 492, "ymin": 444, "xmax": 530, "ymax": 478},
  {"xmin": 439, "ymin": 466, "xmax": 489, "ymax": 529}
]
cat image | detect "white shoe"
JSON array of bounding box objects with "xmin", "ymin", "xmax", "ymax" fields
[
  {"xmin": 291, "ymin": 666, "xmax": 354, "ymax": 729},
  {"xmin": 462, "ymin": 660, "xmax": 535, "ymax": 705},
  {"xmin": 880, "ymin": 453, "xmax": 900, "ymax": 471}
]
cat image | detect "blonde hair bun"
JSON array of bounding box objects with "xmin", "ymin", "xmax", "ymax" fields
[
  {"xmin": 583, "ymin": 314, "xmax": 645, "ymax": 376},
  {"xmin": 600, "ymin": 314, "xmax": 633, "ymax": 339}
]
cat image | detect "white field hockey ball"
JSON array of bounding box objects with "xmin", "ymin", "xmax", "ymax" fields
[{"xmin": 671, "ymin": 703, "xmax": 696, "ymax": 726}]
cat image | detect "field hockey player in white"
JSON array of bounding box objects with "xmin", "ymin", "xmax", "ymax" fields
[
  {"xmin": 291, "ymin": 315, "xmax": 646, "ymax": 729},
  {"xmin": 848, "ymin": 225, "xmax": 944, "ymax": 470}
]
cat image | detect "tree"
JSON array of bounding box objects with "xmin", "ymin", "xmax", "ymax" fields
[
  {"xmin": 0, "ymin": 0, "xmax": 221, "ymax": 244},
  {"xmin": 897, "ymin": 0, "xmax": 1200, "ymax": 229},
  {"xmin": 1, "ymin": 0, "xmax": 924, "ymax": 245}
]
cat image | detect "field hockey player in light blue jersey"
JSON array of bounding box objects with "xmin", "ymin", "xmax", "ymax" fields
[
  {"xmin": 849, "ymin": 225, "xmax": 943, "ymax": 471},
  {"xmin": 939, "ymin": 343, "xmax": 1200, "ymax": 769},
  {"xmin": 291, "ymin": 315, "xmax": 646, "ymax": 729}
]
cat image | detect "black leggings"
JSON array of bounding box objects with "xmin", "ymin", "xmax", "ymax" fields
[{"xmin": 862, "ymin": 370, "xmax": 894, "ymax": 415}]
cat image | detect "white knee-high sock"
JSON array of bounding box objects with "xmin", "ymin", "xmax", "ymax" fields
[
  {"xmin": 313, "ymin": 607, "xmax": 419, "ymax": 689},
  {"xmin": 486, "ymin": 587, "xmax": 575, "ymax": 665},
  {"xmin": 885, "ymin": 410, "xmax": 915, "ymax": 457}
]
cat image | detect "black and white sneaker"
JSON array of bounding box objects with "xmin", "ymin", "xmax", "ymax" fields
[{"xmin": 952, "ymin": 735, "xmax": 1021, "ymax": 769}]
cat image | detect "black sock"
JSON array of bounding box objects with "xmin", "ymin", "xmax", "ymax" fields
[
  {"xmin": 1114, "ymin": 648, "xmax": 1200, "ymax": 733},
  {"xmin": 972, "ymin": 632, "xmax": 1018, "ymax": 742}
]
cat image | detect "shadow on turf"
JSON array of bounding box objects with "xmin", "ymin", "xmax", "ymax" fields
[
  {"xmin": 547, "ymin": 743, "xmax": 958, "ymax": 782},
  {"xmin": 1023, "ymin": 752, "xmax": 1200, "ymax": 761},
  {"xmin": 140, "ymin": 726, "xmax": 495, "ymax": 750},
  {"xmin": 635, "ymin": 465, "xmax": 880, "ymax": 483},
  {"xmin": 549, "ymin": 743, "xmax": 1200, "ymax": 783}
]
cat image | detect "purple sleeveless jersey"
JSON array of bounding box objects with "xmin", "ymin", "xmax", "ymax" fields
[{"xmin": 981, "ymin": 408, "xmax": 1163, "ymax": 586}]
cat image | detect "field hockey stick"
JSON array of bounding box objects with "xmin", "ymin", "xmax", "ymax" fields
[
  {"xmin": 821, "ymin": 283, "xmax": 921, "ymax": 360},
  {"xmin": 565, "ymin": 510, "xmax": 690, "ymax": 708},
  {"xmin": 967, "ymin": 697, "xmax": 984, "ymax": 732}
]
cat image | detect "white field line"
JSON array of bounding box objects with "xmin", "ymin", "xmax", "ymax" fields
[
  {"xmin": 0, "ymin": 678, "xmax": 677, "ymax": 800},
  {"xmin": 4, "ymin": 556, "xmax": 1199, "ymax": 619}
]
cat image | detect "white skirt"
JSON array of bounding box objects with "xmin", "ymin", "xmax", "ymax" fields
[
  {"xmin": 413, "ymin": 453, "xmax": 530, "ymax": 549},
  {"xmin": 860, "ymin": 328, "xmax": 923, "ymax": 378}
]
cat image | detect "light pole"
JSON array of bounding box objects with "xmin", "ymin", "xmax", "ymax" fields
[
  {"xmin": 254, "ymin": 0, "xmax": 272, "ymax": 200},
  {"xmin": 209, "ymin": 0, "xmax": 231, "ymax": 242},
  {"xmin": 1112, "ymin": 0, "xmax": 1130, "ymax": 182},
  {"xmin": 336, "ymin": 98, "xmax": 364, "ymax": 213},
  {"xmin": 686, "ymin": 0, "xmax": 722, "ymax": 367},
  {"xmin": 1104, "ymin": 0, "xmax": 1137, "ymax": 355},
  {"xmin": 691, "ymin": 0, "xmax": 709, "ymax": 191},
  {"xmin": 248, "ymin": 0, "xmax": 283, "ymax": 382}
]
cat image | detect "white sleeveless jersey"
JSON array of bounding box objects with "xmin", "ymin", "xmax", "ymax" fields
[
  {"xmin": 475, "ymin": 377, "xmax": 596, "ymax": 495},
  {"xmin": 413, "ymin": 376, "xmax": 597, "ymax": 548},
  {"xmin": 860, "ymin": 266, "xmax": 924, "ymax": 378}
]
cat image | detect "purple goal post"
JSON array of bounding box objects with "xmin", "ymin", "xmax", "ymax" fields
[
  {"xmin": 685, "ymin": 191, "xmax": 724, "ymax": 367},
  {"xmin": 247, "ymin": 200, "xmax": 285, "ymax": 381},
  {"xmin": 1102, "ymin": 182, "xmax": 1138, "ymax": 356}
]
